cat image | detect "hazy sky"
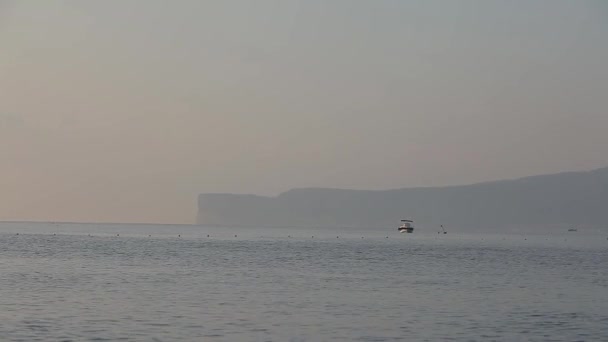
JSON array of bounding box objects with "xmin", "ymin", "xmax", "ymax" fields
[{"xmin": 1, "ymin": 0, "xmax": 607, "ymax": 223}]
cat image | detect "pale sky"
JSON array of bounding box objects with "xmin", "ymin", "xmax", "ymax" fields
[{"xmin": 1, "ymin": 0, "xmax": 607, "ymax": 223}]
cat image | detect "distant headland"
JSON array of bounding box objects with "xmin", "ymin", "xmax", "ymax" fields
[{"xmin": 197, "ymin": 167, "xmax": 608, "ymax": 231}]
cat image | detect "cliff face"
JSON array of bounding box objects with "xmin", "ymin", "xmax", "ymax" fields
[{"xmin": 197, "ymin": 167, "xmax": 608, "ymax": 230}]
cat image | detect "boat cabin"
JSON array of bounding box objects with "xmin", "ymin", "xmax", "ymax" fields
[{"xmin": 398, "ymin": 219, "xmax": 414, "ymax": 233}]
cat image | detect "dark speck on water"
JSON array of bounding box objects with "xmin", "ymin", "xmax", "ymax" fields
[{"xmin": 1, "ymin": 222, "xmax": 607, "ymax": 341}]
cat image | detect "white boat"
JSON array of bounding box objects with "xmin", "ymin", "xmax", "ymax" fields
[{"xmin": 398, "ymin": 219, "xmax": 414, "ymax": 233}]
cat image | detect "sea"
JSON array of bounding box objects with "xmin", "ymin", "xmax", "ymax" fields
[{"xmin": 1, "ymin": 222, "xmax": 607, "ymax": 341}]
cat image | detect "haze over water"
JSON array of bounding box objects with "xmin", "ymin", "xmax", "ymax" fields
[
  {"xmin": 2, "ymin": 0, "xmax": 608, "ymax": 224},
  {"xmin": 1, "ymin": 222, "xmax": 607, "ymax": 341},
  {"xmin": 2, "ymin": 1, "xmax": 608, "ymax": 340}
]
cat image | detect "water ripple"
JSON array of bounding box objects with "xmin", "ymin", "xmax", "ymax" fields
[{"xmin": 1, "ymin": 226, "xmax": 607, "ymax": 341}]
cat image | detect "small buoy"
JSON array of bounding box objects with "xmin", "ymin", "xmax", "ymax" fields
[
  {"xmin": 149, "ymin": 235, "xmax": 151, "ymax": 237},
  {"xmin": 312, "ymin": 236, "xmax": 314, "ymax": 238},
  {"xmin": 336, "ymin": 236, "xmax": 339, "ymax": 238},
  {"xmin": 386, "ymin": 236, "xmax": 388, "ymax": 238},
  {"xmin": 117, "ymin": 234, "xmax": 119, "ymax": 236},
  {"xmin": 235, "ymin": 234, "xmax": 237, "ymax": 237},
  {"xmin": 207, "ymin": 234, "xmax": 210, "ymax": 237},
  {"xmin": 16, "ymin": 233, "xmax": 19, "ymax": 235},
  {"xmin": 178, "ymin": 235, "xmax": 181, "ymax": 237}
]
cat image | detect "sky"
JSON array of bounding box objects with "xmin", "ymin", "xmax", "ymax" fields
[{"xmin": 1, "ymin": 0, "xmax": 607, "ymax": 224}]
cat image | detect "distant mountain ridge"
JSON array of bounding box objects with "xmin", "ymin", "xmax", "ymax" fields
[{"xmin": 197, "ymin": 167, "xmax": 608, "ymax": 231}]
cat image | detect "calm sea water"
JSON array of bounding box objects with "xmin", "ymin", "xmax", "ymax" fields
[{"xmin": 1, "ymin": 222, "xmax": 607, "ymax": 341}]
